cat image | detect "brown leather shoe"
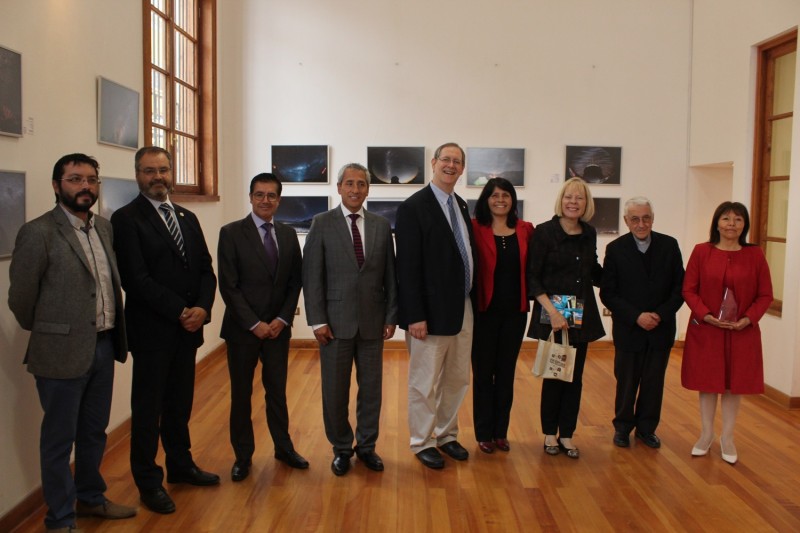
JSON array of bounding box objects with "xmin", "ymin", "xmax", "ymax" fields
[{"xmin": 76, "ymin": 499, "xmax": 137, "ymax": 519}]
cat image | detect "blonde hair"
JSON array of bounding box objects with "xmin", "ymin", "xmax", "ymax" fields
[{"xmin": 554, "ymin": 177, "xmax": 595, "ymax": 221}]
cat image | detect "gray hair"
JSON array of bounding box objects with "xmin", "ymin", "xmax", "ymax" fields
[
  {"xmin": 337, "ymin": 162, "xmax": 369, "ymax": 184},
  {"xmin": 624, "ymin": 196, "xmax": 653, "ymax": 216}
]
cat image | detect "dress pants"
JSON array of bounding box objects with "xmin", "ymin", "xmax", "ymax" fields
[
  {"xmin": 226, "ymin": 332, "xmax": 293, "ymax": 462},
  {"xmin": 472, "ymin": 309, "xmax": 527, "ymax": 441},
  {"xmin": 407, "ymin": 298, "xmax": 473, "ymax": 454},
  {"xmin": 130, "ymin": 335, "xmax": 197, "ymax": 490},
  {"xmin": 540, "ymin": 339, "xmax": 588, "ymax": 438},
  {"xmin": 613, "ymin": 342, "xmax": 671, "ymax": 434},
  {"xmin": 319, "ymin": 333, "xmax": 383, "ymax": 456},
  {"xmin": 35, "ymin": 332, "xmax": 115, "ymax": 529}
]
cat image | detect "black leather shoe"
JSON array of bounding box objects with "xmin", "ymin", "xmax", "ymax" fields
[
  {"xmin": 275, "ymin": 449, "xmax": 310, "ymax": 469},
  {"xmin": 439, "ymin": 441, "xmax": 469, "ymax": 461},
  {"xmin": 356, "ymin": 450, "xmax": 384, "ymax": 471},
  {"xmin": 415, "ymin": 447, "xmax": 445, "ymax": 469},
  {"xmin": 635, "ymin": 432, "xmax": 661, "ymax": 449},
  {"xmin": 167, "ymin": 466, "xmax": 220, "ymax": 486},
  {"xmin": 139, "ymin": 487, "xmax": 176, "ymax": 514},
  {"xmin": 231, "ymin": 459, "xmax": 251, "ymax": 482},
  {"xmin": 331, "ymin": 453, "xmax": 351, "ymax": 476},
  {"xmin": 557, "ymin": 438, "xmax": 580, "ymax": 459},
  {"xmin": 613, "ymin": 430, "xmax": 630, "ymax": 448}
]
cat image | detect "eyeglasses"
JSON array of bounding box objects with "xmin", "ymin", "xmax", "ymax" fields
[
  {"xmin": 252, "ymin": 192, "xmax": 279, "ymax": 202},
  {"xmin": 628, "ymin": 216, "xmax": 653, "ymax": 225},
  {"xmin": 61, "ymin": 176, "xmax": 101, "ymax": 186},
  {"xmin": 138, "ymin": 167, "xmax": 172, "ymax": 177},
  {"xmin": 437, "ymin": 157, "xmax": 464, "ymax": 167}
]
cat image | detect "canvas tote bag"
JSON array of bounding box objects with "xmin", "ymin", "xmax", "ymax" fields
[{"xmin": 532, "ymin": 329, "xmax": 576, "ymax": 382}]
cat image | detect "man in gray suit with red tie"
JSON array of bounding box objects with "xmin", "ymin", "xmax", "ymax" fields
[
  {"xmin": 9, "ymin": 153, "xmax": 136, "ymax": 532},
  {"xmin": 218, "ymin": 173, "xmax": 307, "ymax": 482},
  {"xmin": 395, "ymin": 143, "xmax": 477, "ymax": 469},
  {"xmin": 302, "ymin": 163, "xmax": 398, "ymax": 476}
]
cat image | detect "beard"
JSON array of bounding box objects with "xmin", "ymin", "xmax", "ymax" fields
[
  {"xmin": 141, "ymin": 178, "xmax": 172, "ymax": 201},
  {"xmin": 58, "ymin": 187, "xmax": 97, "ymax": 212}
]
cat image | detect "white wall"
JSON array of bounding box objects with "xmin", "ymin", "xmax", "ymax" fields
[
  {"xmin": 689, "ymin": 0, "xmax": 800, "ymax": 398},
  {"xmin": 234, "ymin": 0, "xmax": 694, "ymax": 340},
  {"xmin": 0, "ymin": 0, "xmax": 229, "ymax": 519}
]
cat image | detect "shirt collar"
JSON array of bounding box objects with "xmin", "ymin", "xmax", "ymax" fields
[
  {"xmin": 251, "ymin": 212, "xmax": 272, "ymax": 227},
  {"xmin": 339, "ymin": 203, "xmax": 365, "ymax": 219},
  {"xmin": 429, "ymin": 182, "xmax": 453, "ymax": 206},
  {"xmin": 59, "ymin": 204, "xmax": 94, "ymax": 231}
]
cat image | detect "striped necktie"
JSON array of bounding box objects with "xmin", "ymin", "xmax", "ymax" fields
[
  {"xmin": 159, "ymin": 203, "xmax": 185, "ymax": 258},
  {"xmin": 348, "ymin": 213, "xmax": 364, "ymax": 268},
  {"xmin": 447, "ymin": 195, "xmax": 470, "ymax": 296}
]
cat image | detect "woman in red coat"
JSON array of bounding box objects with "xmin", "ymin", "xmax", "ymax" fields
[
  {"xmin": 682, "ymin": 201, "xmax": 772, "ymax": 465},
  {"xmin": 471, "ymin": 178, "xmax": 534, "ymax": 454}
]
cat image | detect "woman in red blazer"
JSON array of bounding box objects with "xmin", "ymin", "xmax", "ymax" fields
[
  {"xmin": 682, "ymin": 202, "xmax": 772, "ymax": 465},
  {"xmin": 471, "ymin": 178, "xmax": 534, "ymax": 454}
]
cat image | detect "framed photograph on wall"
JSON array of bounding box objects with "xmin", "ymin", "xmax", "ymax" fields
[
  {"xmin": 565, "ymin": 145, "xmax": 622, "ymax": 184},
  {"xmin": 593, "ymin": 197, "xmax": 621, "ymax": 234},
  {"xmin": 367, "ymin": 147, "xmax": 425, "ymax": 185},
  {"xmin": 366, "ymin": 199, "xmax": 403, "ymax": 232},
  {"xmin": 467, "ymin": 198, "xmax": 524, "ymax": 220},
  {"xmin": 272, "ymin": 145, "xmax": 329, "ymax": 183},
  {"xmin": 466, "ymin": 147, "xmax": 525, "ymax": 187},
  {"xmin": 0, "ymin": 45, "xmax": 23, "ymax": 137},
  {"xmin": 99, "ymin": 177, "xmax": 140, "ymax": 219},
  {"xmin": 0, "ymin": 170, "xmax": 25, "ymax": 258},
  {"xmin": 274, "ymin": 196, "xmax": 329, "ymax": 233},
  {"xmin": 97, "ymin": 77, "xmax": 139, "ymax": 149}
]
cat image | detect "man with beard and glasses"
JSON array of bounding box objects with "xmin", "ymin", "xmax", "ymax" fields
[
  {"xmin": 8, "ymin": 153, "xmax": 136, "ymax": 532},
  {"xmin": 111, "ymin": 146, "xmax": 218, "ymax": 515}
]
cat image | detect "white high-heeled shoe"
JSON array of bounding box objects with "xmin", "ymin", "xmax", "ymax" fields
[
  {"xmin": 691, "ymin": 435, "xmax": 714, "ymax": 456},
  {"xmin": 720, "ymin": 437, "xmax": 738, "ymax": 464}
]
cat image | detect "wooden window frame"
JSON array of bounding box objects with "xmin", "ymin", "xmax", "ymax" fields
[
  {"xmin": 752, "ymin": 29, "xmax": 796, "ymax": 316},
  {"xmin": 143, "ymin": 0, "xmax": 219, "ymax": 202}
]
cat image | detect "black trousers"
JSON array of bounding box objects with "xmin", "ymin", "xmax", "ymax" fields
[
  {"xmin": 471, "ymin": 309, "xmax": 527, "ymax": 441},
  {"xmin": 540, "ymin": 340, "xmax": 588, "ymax": 439},
  {"xmin": 613, "ymin": 343, "xmax": 671, "ymax": 434},
  {"xmin": 226, "ymin": 333, "xmax": 293, "ymax": 462},
  {"xmin": 130, "ymin": 337, "xmax": 197, "ymax": 490}
]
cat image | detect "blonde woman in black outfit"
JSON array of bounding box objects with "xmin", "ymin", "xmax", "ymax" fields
[{"xmin": 527, "ymin": 177, "xmax": 604, "ymax": 458}]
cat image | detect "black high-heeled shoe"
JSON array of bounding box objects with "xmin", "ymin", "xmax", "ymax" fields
[
  {"xmin": 557, "ymin": 438, "xmax": 580, "ymax": 459},
  {"xmin": 543, "ymin": 438, "xmax": 560, "ymax": 456}
]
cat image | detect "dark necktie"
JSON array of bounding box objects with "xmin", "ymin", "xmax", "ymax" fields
[
  {"xmin": 447, "ymin": 195, "xmax": 470, "ymax": 296},
  {"xmin": 348, "ymin": 213, "xmax": 364, "ymax": 269},
  {"xmin": 262, "ymin": 222, "xmax": 278, "ymax": 276},
  {"xmin": 159, "ymin": 203, "xmax": 185, "ymax": 258}
]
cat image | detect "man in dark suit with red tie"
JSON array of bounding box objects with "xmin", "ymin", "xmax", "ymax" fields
[
  {"xmin": 217, "ymin": 173, "xmax": 307, "ymax": 482},
  {"xmin": 111, "ymin": 146, "xmax": 219, "ymax": 514},
  {"xmin": 395, "ymin": 142, "xmax": 477, "ymax": 469}
]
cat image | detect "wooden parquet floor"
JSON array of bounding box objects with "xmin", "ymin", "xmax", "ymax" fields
[{"xmin": 11, "ymin": 344, "xmax": 800, "ymax": 532}]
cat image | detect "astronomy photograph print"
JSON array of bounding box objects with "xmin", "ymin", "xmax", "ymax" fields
[
  {"xmin": 593, "ymin": 197, "xmax": 621, "ymax": 234},
  {"xmin": 366, "ymin": 199, "xmax": 403, "ymax": 232},
  {"xmin": 272, "ymin": 145, "xmax": 329, "ymax": 183},
  {"xmin": 97, "ymin": 77, "xmax": 140, "ymax": 149},
  {"xmin": 367, "ymin": 146, "xmax": 425, "ymax": 185},
  {"xmin": 0, "ymin": 170, "xmax": 25, "ymax": 258},
  {"xmin": 0, "ymin": 45, "xmax": 22, "ymax": 137},
  {"xmin": 565, "ymin": 145, "xmax": 622, "ymax": 184},
  {"xmin": 273, "ymin": 196, "xmax": 328, "ymax": 233},
  {"xmin": 466, "ymin": 148, "xmax": 525, "ymax": 187}
]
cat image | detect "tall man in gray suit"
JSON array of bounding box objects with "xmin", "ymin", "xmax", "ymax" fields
[
  {"xmin": 218, "ymin": 173, "xmax": 307, "ymax": 482},
  {"xmin": 303, "ymin": 163, "xmax": 398, "ymax": 476},
  {"xmin": 600, "ymin": 197, "xmax": 684, "ymax": 449},
  {"xmin": 395, "ymin": 143, "xmax": 476, "ymax": 469},
  {"xmin": 9, "ymin": 153, "xmax": 136, "ymax": 532}
]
